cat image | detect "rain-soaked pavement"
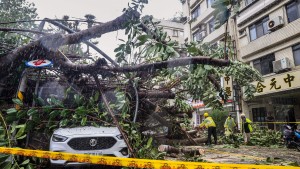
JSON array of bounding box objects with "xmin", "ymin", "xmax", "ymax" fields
[{"xmin": 188, "ymin": 145, "xmax": 300, "ymax": 166}]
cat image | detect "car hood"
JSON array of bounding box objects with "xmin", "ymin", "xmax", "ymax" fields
[{"xmin": 53, "ymin": 126, "xmax": 120, "ymax": 137}]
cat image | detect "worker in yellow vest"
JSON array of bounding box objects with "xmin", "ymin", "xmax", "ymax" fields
[
  {"xmin": 241, "ymin": 113, "xmax": 253, "ymax": 144},
  {"xmin": 199, "ymin": 112, "xmax": 217, "ymax": 145},
  {"xmin": 224, "ymin": 113, "xmax": 237, "ymax": 142}
]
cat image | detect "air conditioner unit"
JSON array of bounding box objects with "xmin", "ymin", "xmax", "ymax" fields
[
  {"xmin": 267, "ymin": 16, "xmax": 284, "ymax": 31},
  {"xmin": 272, "ymin": 57, "xmax": 292, "ymax": 73}
]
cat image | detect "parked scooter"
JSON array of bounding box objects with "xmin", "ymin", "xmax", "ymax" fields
[{"xmin": 283, "ymin": 124, "xmax": 300, "ymax": 151}]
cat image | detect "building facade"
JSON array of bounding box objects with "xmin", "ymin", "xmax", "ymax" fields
[
  {"xmin": 181, "ymin": 0, "xmax": 238, "ymax": 127},
  {"xmin": 156, "ymin": 19, "xmax": 185, "ymax": 45},
  {"xmin": 236, "ymin": 0, "xmax": 300, "ymax": 129}
]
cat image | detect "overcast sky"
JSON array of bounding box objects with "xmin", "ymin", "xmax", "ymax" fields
[{"xmin": 28, "ymin": 0, "xmax": 182, "ymax": 61}]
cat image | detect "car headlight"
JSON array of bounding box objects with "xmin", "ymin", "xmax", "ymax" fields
[
  {"xmin": 116, "ymin": 134, "xmax": 123, "ymax": 140},
  {"xmin": 52, "ymin": 134, "xmax": 68, "ymax": 142}
]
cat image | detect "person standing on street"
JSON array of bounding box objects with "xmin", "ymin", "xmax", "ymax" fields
[
  {"xmin": 224, "ymin": 113, "xmax": 236, "ymax": 142},
  {"xmin": 199, "ymin": 112, "xmax": 217, "ymax": 145},
  {"xmin": 241, "ymin": 113, "xmax": 252, "ymax": 144}
]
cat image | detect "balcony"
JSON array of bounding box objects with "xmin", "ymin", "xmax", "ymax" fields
[
  {"xmin": 203, "ymin": 24, "xmax": 226, "ymax": 43},
  {"xmin": 240, "ymin": 19, "xmax": 300, "ymax": 59},
  {"xmin": 190, "ymin": 0, "xmax": 201, "ymax": 8},
  {"xmin": 191, "ymin": 7, "xmax": 214, "ymax": 30},
  {"xmin": 237, "ymin": 0, "xmax": 278, "ymax": 27}
]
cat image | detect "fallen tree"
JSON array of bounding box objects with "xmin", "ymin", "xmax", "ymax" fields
[{"xmin": 0, "ymin": 0, "xmax": 263, "ymax": 166}]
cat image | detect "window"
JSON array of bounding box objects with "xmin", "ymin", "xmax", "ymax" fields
[
  {"xmin": 286, "ymin": 0, "xmax": 300, "ymax": 23},
  {"xmin": 253, "ymin": 54, "xmax": 275, "ymax": 75},
  {"xmin": 252, "ymin": 107, "xmax": 266, "ymax": 122},
  {"xmin": 173, "ymin": 30, "xmax": 178, "ymax": 37},
  {"xmin": 193, "ymin": 30, "xmax": 201, "ymax": 41},
  {"xmin": 193, "ymin": 27, "xmax": 206, "ymax": 41},
  {"xmin": 249, "ymin": 17, "xmax": 269, "ymax": 41},
  {"xmin": 191, "ymin": 5, "xmax": 200, "ymax": 19},
  {"xmin": 245, "ymin": 0, "xmax": 255, "ymax": 6},
  {"xmin": 293, "ymin": 44, "xmax": 300, "ymax": 66},
  {"xmin": 208, "ymin": 18, "xmax": 215, "ymax": 33},
  {"xmin": 207, "ymin": 0, "xmax": 215, "ymax": 8}
]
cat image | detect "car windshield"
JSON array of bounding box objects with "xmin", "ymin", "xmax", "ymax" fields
[{"xmin": 1, "ymin": 0, "xmax": 300, "ymax": 168}]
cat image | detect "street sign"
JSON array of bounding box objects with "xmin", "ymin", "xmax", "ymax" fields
[{"xmin": 25, "ymin": 59, "xmax": 52, "ymax": 68}]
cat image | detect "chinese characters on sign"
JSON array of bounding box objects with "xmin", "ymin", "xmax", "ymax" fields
[
  {"xmin": 252, "ymin": 71, "xmax": 300, "ymax": 96},
  {"xmin": 223, "ymin": 76, "xmax": 233, "ymax": 100}
]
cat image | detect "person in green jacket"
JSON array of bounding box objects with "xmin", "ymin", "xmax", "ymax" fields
[
  {"xmin": 241, "ymin": 113, "xmax": 253, "ymax": 144},
  {"xmin": 224, "ymin": 113, "xmax": 236, "ymax": 142},
  {"xmin": 199, "ymin": 112, "xmax": 217, "ymax": 145}
]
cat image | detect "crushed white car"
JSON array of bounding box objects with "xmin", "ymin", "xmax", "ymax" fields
[{"xmin": 49, "ymin": 126, "xmax": 129, "ymax": 166}]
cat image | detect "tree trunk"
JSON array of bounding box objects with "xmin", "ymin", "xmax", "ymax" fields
[
  {"xmin": 156, "ymin": 137, "xmax": 207, "ymax": 145},
  {"xmin": 158, "ymin": 145, "xmax": 205, "ymax": 156}
]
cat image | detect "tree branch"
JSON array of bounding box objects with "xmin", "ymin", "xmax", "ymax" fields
[
  {"xmin": 0, "ymin": 10, "xmax": 140, "ymax": 68},
  {"xmin": 0, "ymin": 27, "xmax": 48, "ymax": 35}
]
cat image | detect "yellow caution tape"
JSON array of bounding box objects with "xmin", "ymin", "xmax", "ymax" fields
[
  {"xmin": 238, "ymin": 121, "xmax": 300, "ymax": 124},
  {"xmin": 0, "ymin": 147, "xmax": 299, "ymax": 169},
  {"xmin": 252, "ymin": 122, "xmax": 300, "ymax": 124}
]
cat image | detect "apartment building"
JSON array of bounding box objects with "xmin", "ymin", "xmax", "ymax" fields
[
  {"xmin": 181, "ymin": 0, "xmax": 238, "ymax": 127},
  {"xmin": 182, "ymin": 0, "xmax": 231, "ymax": 43},
  {"xmin": 156, "ymin": 19, "xmax": 185, "ymax": 45},
  {"xmin": 236, "ymin": 0, "xmax": 300, "ymax": 128}
]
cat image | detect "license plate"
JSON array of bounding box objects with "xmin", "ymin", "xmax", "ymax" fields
[{"xmin": 84, "ymin": 152, "xmax": 102, "ymax": 156}]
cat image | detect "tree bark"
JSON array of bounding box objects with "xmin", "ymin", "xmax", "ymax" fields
[
  {"xmin": 158, "ymin": 145, "xmax": 205, "ymax": 156},
  {"xmin": 138, "ymin": 91, "xmax": 175, "ymax": 99},
  {"xmin": 156, "ymin": 137, "xmax": 207, "ymax": 145}
]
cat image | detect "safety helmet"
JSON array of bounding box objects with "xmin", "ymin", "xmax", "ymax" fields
[
  {"xmin": 204, "ymin": 112, "xmax": 209, "ymax": 117},
  {"xmin": 240, "ymin": 113, "xmax": 246, "ymax": 118}
]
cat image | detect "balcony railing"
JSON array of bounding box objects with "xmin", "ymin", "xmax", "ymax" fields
[
  {"xmin": 203, "ymin": 24, "xmax": 226, "ymax": 43},
  {"xmin": 240, "ymin": 19, "xmax": 300, "ymax": 59}
]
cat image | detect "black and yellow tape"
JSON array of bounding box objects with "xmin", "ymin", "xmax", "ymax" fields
[
  {"xmin": 0, "ymin": 147, "xmax": 299, "ymax": 169},
  {"xmin": 252, "ymin": 122, "xmax": 300, "ymax": 124}
]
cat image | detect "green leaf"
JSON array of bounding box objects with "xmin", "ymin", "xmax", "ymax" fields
[
  {"xmin": 81, "ymin": 117, "xmax": 87, "ymax": 126},
  {"xmin": 27, "ymin": 109, "xmax": 37, "ymax": 116},
  {"xmin": 74, "ymin": 94, "xmax": 81, "ymax": 105},
  {"xmin": 15, "ymin": 124, "xmax": 26, "ymax": 138},
  {"xmin": 59, "ymin": 119, "xmax": 69, "ymax": 127},
  {"xmin": 204, "ymin": 65, "xmax": 212, "ymax": 70},
  {"xmin": 17, "ymin": 134, "xmax": 27, "ymax": 140},
  {"xmin": 12, "ymin": 98, "xmax": 23, "ymax": 106},
  {"xmin": 61, "ymin": 109, "xmax": 69, "ymax": 117},
  {"xmin": 75, "ymin": 106, "xmax": 87, "ymax": 116},
  {"xmin": 0, "ymin": 161, "xmax": 12, "ymax": 169},
  {"xmin": 137, "ymin": 35, "xmax": 149, "ymax": 43},
  {"xmin": 94, "ymin": 91, "xmax": 100, "ymax": 101},
  {"xmin": 20, "ymin": 159, "xmax": 30, "ymax": 166},
  {"xmin": 0, "ymin": 154, "xmax": 10, "ymax": 162},
  {"xmin": 146, "ymin": 137, "xmax": 153, "ymax": 149},
  {"xmin": 26, "ymin": 164, "xmax": 34, "ymax": 169},
  {"xmin": 6, "ymin": 108, "xmax": 17, "ymax": 114},
  {"xmin": 36, "ymin": 97, "xmax": 45, "ymax": 106},
  {"xmin": 50, "ymin": 110, "xmax": 60, "ymax": 119}
]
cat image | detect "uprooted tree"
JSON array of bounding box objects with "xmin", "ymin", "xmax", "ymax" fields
[{"xmin": 0, "ymin": 0, "xmax": 262, "ymax": 167}]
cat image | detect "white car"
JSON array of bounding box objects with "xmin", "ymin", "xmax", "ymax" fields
[{"xmin": 49, "ymin": 126, "xmax": 129, "ymax": 166}]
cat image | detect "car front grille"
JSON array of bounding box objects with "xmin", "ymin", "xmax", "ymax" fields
[{"xmin": 68, "ymin": 137, "xmax": 117, "ymax": 150}]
